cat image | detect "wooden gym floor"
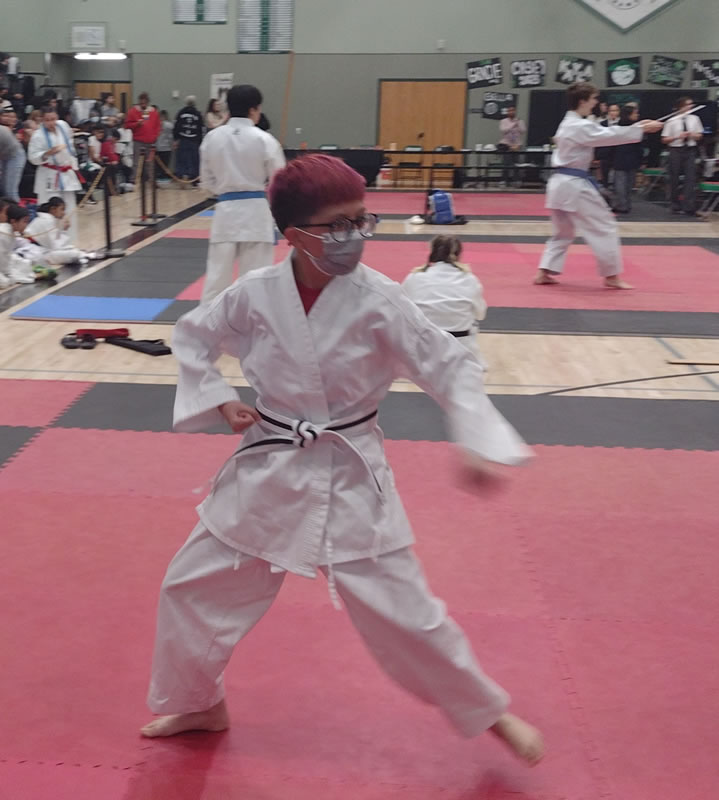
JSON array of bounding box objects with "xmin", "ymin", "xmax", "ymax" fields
[{"xmin": 0, "ymin": 186, "xmax": 717, "ymax": 401}]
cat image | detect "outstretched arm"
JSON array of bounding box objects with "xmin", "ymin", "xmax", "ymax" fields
[{"xmin": 386, "ymin": 286, "xmax": 530, "ymax": 467}]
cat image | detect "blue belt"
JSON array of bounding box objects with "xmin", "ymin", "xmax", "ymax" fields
[
  {"xmin": 217, "ymin": 191, "xmax": 266, "ymax": 202},
  {"xmin": 556, "ymin": 167, "xmax": 600, "ymax": 190}
]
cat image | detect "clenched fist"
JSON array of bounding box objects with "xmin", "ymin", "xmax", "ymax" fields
[{"xmin": 219, "ymin": 401, "xmax": 260, "ymax": 433}]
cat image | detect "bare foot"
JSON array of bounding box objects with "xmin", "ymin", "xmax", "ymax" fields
[
  {"xmin": 140, "ymin": 698, "xmax": 230, "ymax": 738},
  {"xmin": 534, "ymin": 269, "xmax": 559, "ymax": 285},
  {"xmin": 490, "ymin": 713, "xmax": 544, "ymax": 766},
  {"xmin": 604, "ymin": 276, "xmax": 633, "ymax": 289}
]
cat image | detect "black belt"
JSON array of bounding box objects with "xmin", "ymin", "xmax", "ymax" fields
[{"xmin": 448, "ymin": 330, "xmax": 471, "ymax": 338}]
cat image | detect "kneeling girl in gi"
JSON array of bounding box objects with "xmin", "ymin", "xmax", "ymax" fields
[
  {"xmin": 24, "ymin": 196, "xmax": 93, "ymax": 266},
  {"xmin": 142, "ymin": 154, "xmax": 543, "ymax": 766},
  {"xmin": 402, "ymin": 234, "xmax": 487, "ymax": 365}
]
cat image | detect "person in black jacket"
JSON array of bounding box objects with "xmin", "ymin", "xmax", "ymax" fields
[
  {"xmin": 173, "ymin": 95, "xmax": 204, "ymax": 184},
  {"xmin": 612, "ymin": 105, "xmax": 643, "ymax": 214},
  {"xmin": 596, "ymin": 103, "xmax": 620, "ymax": 187}
]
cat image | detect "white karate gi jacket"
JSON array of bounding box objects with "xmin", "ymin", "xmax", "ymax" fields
[
  {"xmin": 546, "ymin": 111, "xmax": 644, "ymax": 212},
  {"xmin": 25, "ymin": 213, "xmax": 60, "ymax": 250},
  {"xmin": 401, "ymin": 262, "xmax": 487, "ymax": 333},
  {"xmin": 199, "ymin": 117, "xmax": 285, "ymax": 245},
  {"xmin": 173, "ymin": 254, "xmax": 530, "ymax": 578},
  {"xmin": 28, "ymin": 122, "xmax": 82, "ymax": 195}
]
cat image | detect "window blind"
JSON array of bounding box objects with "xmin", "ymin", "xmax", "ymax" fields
[
  {"xmin": 237, "ymin": 0, "xmax": 293, "ymax": 52},
  {"xmin": 173, "ymin": 0, "xmax": 228, "ymax": 24}
]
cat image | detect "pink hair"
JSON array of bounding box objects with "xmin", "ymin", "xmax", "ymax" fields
[{"xmin": 269, "ymin": 154, "xmax": 365, "ymax": 232}]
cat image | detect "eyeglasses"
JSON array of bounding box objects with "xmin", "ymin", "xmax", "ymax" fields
[{"xmin": 298, "ymin": 213, "xmax": 378, "ymax": 243}]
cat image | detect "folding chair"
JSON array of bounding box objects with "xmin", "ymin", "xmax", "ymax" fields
[
  {"xmin": 639, "ymin": 167, "xmax": 667, "ymax": 200},
  {"xmin": 698, "ymin": 182, "xmax": 719, "ymax": 216},
  {"xmin": 397, "ymin": 145, "xmax": 423, "ymax": 187}
]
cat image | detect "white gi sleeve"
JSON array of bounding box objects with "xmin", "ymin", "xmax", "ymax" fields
[
  {"xmin": 471, "ymin": 275, "xmax": 487, "ymax": 322},
  {"xmin": 386, "ymin": 286, "xmax": 531, "ymax": 465},
  {"xmin": 199, "ymin": 134, "xmax": 218, "ymax": 195},
  {"xmin": 569, "ymin": 121, "xmax": 644, "ymax": 147},
  {"xmin": 264, "ymin": 133, "xmax": 286, "ymax": 180},
  {"xmin": 28, "ymin": 129, "xmax": 49, "ymax": 166},
  {"xmin": 172, "ymin": 291, "xmax": 245, "ymax": 432}
]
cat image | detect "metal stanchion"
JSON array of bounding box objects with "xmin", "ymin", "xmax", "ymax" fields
[
  {"xmin": 100, "ymin": 168, "xmax": 126, "ymax": 258},
  {"xmin": 131, "ymin": 150, "xmax": 157, "ymax": 227},
  {"xmin": 148, "ymin": 148, "xmax": 167, "ymax": 220}
]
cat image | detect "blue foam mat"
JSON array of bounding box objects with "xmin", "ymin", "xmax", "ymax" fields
[
  {"xmin": 198, "ymin": 210, "xmax": 215, "ymax": 216},
  {"xmin": 12, "ymin": 295, "xmax": 174, "ymax": 322}
]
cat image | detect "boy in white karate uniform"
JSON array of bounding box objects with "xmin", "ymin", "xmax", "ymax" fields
[
  {"xmin": 142, "ymin": 155, "xmax": 544, "ymax": 765},
  {"xmin": 536, "ymin": 83, "xmax": 663, "ymax": 289}
]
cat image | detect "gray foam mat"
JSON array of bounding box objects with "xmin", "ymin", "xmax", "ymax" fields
[
  {"xmin": 0, "ymin": 426, "xmax": 41, "ymax": 467},
  {"xmin": 51, "ymin": 382, "xmax": 719, "ymax": 450},
  {"xmin": 484, "ymin": 307, "xmax": 719, "ymax": 338},
  {"xmin": 54, "ymin": 280, "xmax": 194, "ymax": 298}
]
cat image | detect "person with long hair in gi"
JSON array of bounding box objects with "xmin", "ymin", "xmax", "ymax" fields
[{"xmin": 402, "ymin": 234, "xmax": 487, "ymax": 366}]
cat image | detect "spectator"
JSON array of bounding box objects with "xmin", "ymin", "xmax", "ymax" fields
[
  {"xmin": 125, "ymin": 91, "xmax": 160, "ymax": 185},
  {"xmin": 205, "ymin": 98, "xmax": 227, "ymax": 130},
  {"xmin": 612, "ymin": 105, "xmax": 643, "ymax": 215},
  {"xmin": 28, "ymin": 106, "xmax": 83, "ymax": 241},
  {"xmin": 0, "ymin": 203, "xmax": 35, "ymax": 286},
  {"xmin": 100, "ymin": 93, "xmax": 120, "ymax": 119},
  {"xmin": 498, "ymin": 106, "xmax": 526, "ymax": 186},
  {"xmin": 0, "ymin": 106, "xmax": 26, "ymax": 201},
  {"xmin": 25, "ymin": 195, "xmax": 95, "ymax": 265},
  {"xmin": 17, "ymin": 121, "xmax": 37, "ymax": 199},
  {"xmin": 155, "ymin": 110, "xmax": 174, "ymax": 183},
  {"xmin": 113, "ymin": 115, "xmax": 134, "ymax": 191},
  {"xmin": 173, "ymin": 96, "xmax": 203, "ymax": 185}
]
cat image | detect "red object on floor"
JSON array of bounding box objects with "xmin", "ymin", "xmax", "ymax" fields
[
  {"xmin": 1, "ymin": 434, "xmax": 718, "ymax": 798},
  {"xmin": 171, "ymin": 236, "xmax": 719, "ymax": 312},
  {"xmin": 0, "ymin": 379, "xmax": 92, "ymax": 427}
]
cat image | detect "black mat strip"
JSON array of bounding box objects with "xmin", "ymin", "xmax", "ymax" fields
[
  {"xmin": 51, "ymin": 383, "xmax": 719, "ymax": 450},
  {"xmin": 484, "ymin": 307, "xmax": 719, "ymax": 338},
  {"xmin": 0, "ymin": 426, "xmax": 42, "ymax": 468}
]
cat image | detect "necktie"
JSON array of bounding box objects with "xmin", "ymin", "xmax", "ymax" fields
[{"xmin": 682, "ymin": 116, "xmax": 688, "ymax": 147}]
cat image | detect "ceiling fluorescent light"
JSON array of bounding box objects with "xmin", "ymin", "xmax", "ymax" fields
[{"xmin": 74, "ymin": 52, "xmax": 128, "ymax": 61}]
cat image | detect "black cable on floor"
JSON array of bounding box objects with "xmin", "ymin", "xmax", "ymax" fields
[{"xmin": 537, "ymin": 370, "xmax": 719, "ymax": 396}]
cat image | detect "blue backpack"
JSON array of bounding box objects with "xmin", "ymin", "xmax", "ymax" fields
[{"xmin": 429, "ymin": 191, "xmax": 455, "ymax": 224}]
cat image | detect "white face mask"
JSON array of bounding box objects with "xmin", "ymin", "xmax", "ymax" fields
[{"xmin": 298, "ymin": 229, "xmax": 365, "ymax": 276}]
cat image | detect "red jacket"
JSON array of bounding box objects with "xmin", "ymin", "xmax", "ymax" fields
[{"xmin": 125, "ymin": 105, "xmax": 161, "ymax": 144}]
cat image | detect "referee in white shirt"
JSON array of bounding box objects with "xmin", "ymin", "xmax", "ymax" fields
[{"xmin": 662, "ymin": 97, "xmax": 703, "ymax": 216}]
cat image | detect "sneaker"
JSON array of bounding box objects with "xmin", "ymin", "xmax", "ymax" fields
[
  {"xmin": 9, "ymin": 270, "xmax": 36, "ymax": 284},
  {"xmin": 122, "ymin": 183, "xmax": 135, "ymax": 192},
  {"xmin": 33, "ymin": 266, "xmax": 58, "ymax": 281},
  {"xmin": 85, "ymin": 197, "xmax": 98, "ymax": 205}
]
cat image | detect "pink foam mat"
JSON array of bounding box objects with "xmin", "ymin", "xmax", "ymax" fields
[
  {"xmin": 166, "ymin": 235, "xmax": 719, "ymax": 312},
  {"xmin": 366, "ymin": 192, "xmax": 550, "ymax": 217},
  {"xmin": 0, "ymin": 380, "xmax": 92, "ymax": 427},
  {"xmin": 2, "ymin": 438, "xmax": 717, "ymax": 798}
]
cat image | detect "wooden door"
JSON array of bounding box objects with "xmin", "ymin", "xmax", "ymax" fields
[
  {"xmin": 73, "ymin": 82, "xmax": 133, "ymax": 113},
  {"xmin": 378, "ymin": 80, "xmax": 466, "ymax": 186}
]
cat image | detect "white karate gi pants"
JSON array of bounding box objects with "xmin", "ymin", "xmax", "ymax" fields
[
  {"xmin": 147, "ymin": 523, "xmax": 510, "ymax": 737},
  {"xmin": 36, "ymin": 189, "xmax": 78, "ymax": 244},
  {"xmin": 201, "ymin": 241, "xmax": 274, "ymax": 305},
  {"xmin": 538, "ymin": 192, "xmax": 623, "ymax": 278},
  {"xmin": 46, "ymin": 248, "xmax": 84, "ymax": 265}
]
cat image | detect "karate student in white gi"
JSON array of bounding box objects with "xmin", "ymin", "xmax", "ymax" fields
[
  {"xmin": 24, "ymin": 196, "xmax": 93, "ymax": 265},
  {"xmin": 199, "ymin": 84, "xmax": 285, "ymax": 305},
  {"xmin": 27, "ymin": 107, "xmax": 82, "ymax": 243},
  {"xmin": 535, "ymin": 83, "xmax": 663, "ymax": 289},
  {"xmin": 141, "ymin": 154, "xmax": 544, "ymax": 766},
  {"xmin": 402, "ymin": 235, "xmax": 487, "ymax": 364}
]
